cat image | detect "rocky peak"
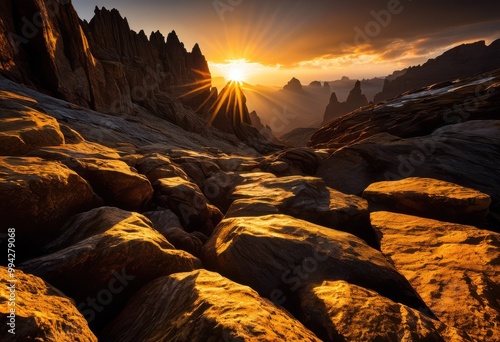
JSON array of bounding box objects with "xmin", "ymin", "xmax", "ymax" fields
[
  {"xmin": 323, "ymin": 80, "xmax": 368, "ymax": 124},
  {"xmin": 283, "ymin": 77, "xmax": 304, "ymax": 92}
]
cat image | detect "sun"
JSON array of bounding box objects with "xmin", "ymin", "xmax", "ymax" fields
[
  {"xmin": 223, "ymin": 59, "xmax": 250, "ymax": 84},
  {"xmin": 228, "ymin": 67, "xmax": 245, "ymax": 83}
]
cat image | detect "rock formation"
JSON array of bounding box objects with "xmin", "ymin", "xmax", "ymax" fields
[
  {"xmin": 374, "ymin": 39, "xmax": 500, "ymax": 103},
  {"xmin": 323, "ymin": 80, "xmax": 368, "ymax": 124},
  {"xmin": 283, "ymin": 77, "xmax": 304, "ymax": 92},
  {"xmin": 0, "ymin": 1, "xmax": 212, "ymax": 117}
]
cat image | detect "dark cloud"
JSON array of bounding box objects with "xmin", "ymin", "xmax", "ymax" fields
[{"xmin": 73, "ymin": 0, "xmax": 500, "ymax": 66}]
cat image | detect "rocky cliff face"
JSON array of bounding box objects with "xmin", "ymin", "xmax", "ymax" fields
[
  {"xmin": 0, "ymin": 1, "xmax": 213, "ymax": 129},
  {"xmin": 82, "ymin": 7, "xmax": 212, "ymax": 114},
  {"xmin": 323, "ymin": 80, "xmax": 368, "ymax": 124},
  {"xmin": 374, "ymin": 40, "xmax": 500, "ymax": 103}
]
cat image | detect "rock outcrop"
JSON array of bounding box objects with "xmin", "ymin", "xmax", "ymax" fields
[
  {"xmin": 363, "ymin": 177, "xmax": 492, "ymax": 225},
  {"xmin": 0, "ymin": 267, "xmax": 97, "ymax": 342},
  {"xmin": 102, "ymin": 270, "xmax": 322, "ymax": 342},
  {"xmin": 375, "ymin": 40, "xmax": 500, "ymax": 103},
  {"xmin": 371, "ymin": 211, "xmax": 500, "ymax": 342},
  {"xmin": 322, "ymin": 80, "xmax": 368, "ymax": 124}
]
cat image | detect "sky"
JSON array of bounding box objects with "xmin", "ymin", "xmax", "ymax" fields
[{"xmin": 73, "ymin": 0, "xmax": 500, "ymax": 87}]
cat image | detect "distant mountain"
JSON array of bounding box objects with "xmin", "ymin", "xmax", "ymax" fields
[
  {"xmin": 283, "ymin": 77, "xmax": 304, "ymax": 92},
  {"xmin": 326, "ymin": 76, "xmax": 385, "ymax": 102},
  {"xmin": 244, "ymin": 80, "xmax": 330, "ymax": 136},
  {"xmin": 323, "ymin": 80, "xmax": 369, "ymax": 124},
  {"xmin": 375, "ymin": 39, "xmax": 500, "ymax": 103}
]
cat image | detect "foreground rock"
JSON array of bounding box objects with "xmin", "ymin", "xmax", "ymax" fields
[
  {"xmin": 0, "ymin": 267, "xmax": 97, "ymax": 342},
  {"xmin": 300, "ymin": 280, "xmax": 471, "ymax": 342},
  {"xmin": 0, "ymin": 90, "xmax": 65, "ymax": 155},
  {"xmin": 228, "ymin": 176, "xmax": 374, "ymax": 245},
  {"xmin": 154, "ymin": 177, "xmax": 223, "ymax": 235},
  {"xmin": 315, "ymin": 120, "xmax": 500, "ymax": 228},
  {"xmin": 102, "ymin": 270, "xmax": 321, "ymax": 342},
  {"xmin": 44, "ymin": 207, "xmax": 154, "ymax": 252},
  {"xmin": 371, "ymin": 212, "xmax": 500, "ymax": 342},
  {"xmin": 0, "ymin": 157, "xmax": 96, "ymax": 257},
  {"xmin": 66, "ymin": 158, "xmax": 153, "ymax": 211},
  {"xmin": 363, "ymin": 177, "xmax": 491, "ymax": 225},
  {"xmin": 21, "ymin": 216, "xmax": 201, "ymax": 330},
  {"xmin": 202, "ymin": 215, "xmax": 432, "ymax": 316}
]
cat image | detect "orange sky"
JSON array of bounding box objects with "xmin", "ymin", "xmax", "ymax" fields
[{"xmin": 74, "ymin": 0, "xmax": 500, "ymax": 87}]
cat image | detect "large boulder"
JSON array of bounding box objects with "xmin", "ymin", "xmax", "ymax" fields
[
  {"xmin": 228, "ymin": 176, "xmax": 374, "ymax": 244},
  {"xmin": 0, "ymin": 267, "xmax": 97, "ymax": 342},
  {"xmin": 44, "ymin": 207, "xmax": 154, "ymax": 252},
  {"xmin": 371, "ymin": 211, "xmax": 500, "ymax": 342},
  {"xmin": 0, "ymin": 90, "xmax": 65, "ymax": 155},
  {"xmin": 103, "ymin": 270, "xmax": 321, "ymax": 342},
  {"xmin": 315, "ymin": 120, "xmax": 500, "ymax": 228},
  {"xmin": 21, "ymin": 215, "xmax": 201, "ymax": 330},
  {"xmin": 0, "ymin": 157, "xmax": 97, "ymax": 257},
  {"xmin": 202, "ymin": 215, "xmax": 432, "ymax": 317},
  {"xmin": 66, "ymin": 158, "xmax": 153, "ymax": 211},
  {"xmin": 153, "ymin": 177, "xmax": 223, "ymax": 235},
  {"xmin": 363, "ymin": 177, "xmax": 491, "ymax": 225},
  {"xmin": 299, "ymin": 280, "xmax": 470, "ymax": 342}
]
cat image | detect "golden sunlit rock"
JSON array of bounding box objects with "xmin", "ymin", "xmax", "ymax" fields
[
  {"xmin": 0, "ymin": 267, "xmax": 97, "ymax": 342},
  {"xmin": 363, "ymin": 177, "xmax": 491, "ymax": 225},
  {"xmin": 228, "ymin": 175, "xmax": 375, "ymax": 245},
  {"xmin": 66, "ymin": 157, "xmax": 154, "ymax": 211},
  {"xmin": 103, "ymin": 270, "xmax": 322, "ymax": 342},
  {"xmin": 300, "ymin": 280, "xmax": 471, "ymax": 342},
  {"xmin": 20, "ymin": 207, "xmax": 202, "ymax": 330},
  {"xmin": 371, "ymin": 211, "xmax": 500, "ymax": 341},
  {"xmin": 0, "ymin": 90, "xmax": 65, "ymax": 155},
  {"xmin": 202, "ymin": 214, "xmax": 431, "ymax": 317}
]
